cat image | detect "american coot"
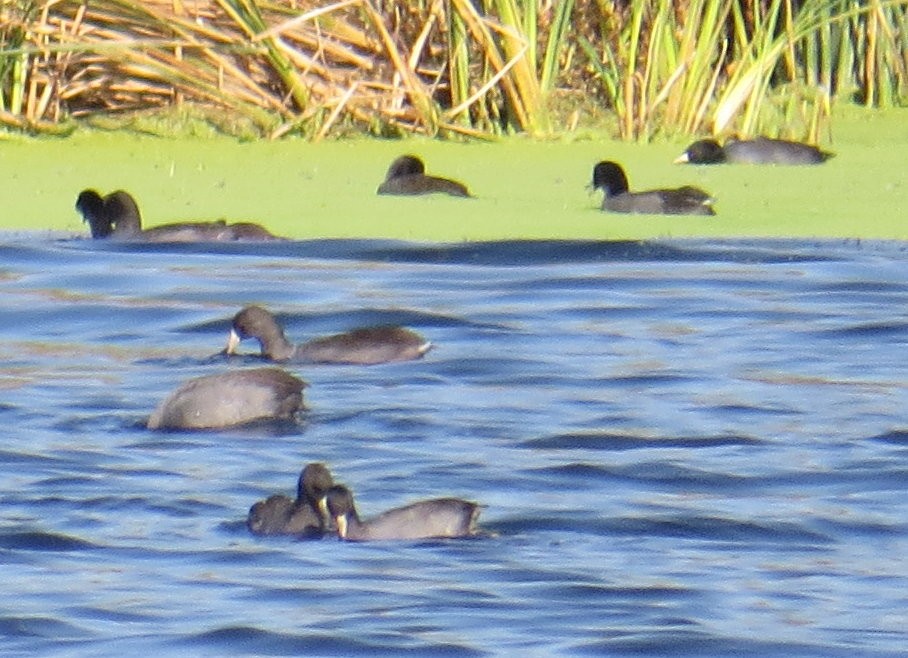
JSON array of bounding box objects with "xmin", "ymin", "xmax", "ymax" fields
[
  {"xmin": 674, "ymin": 137, "xmax": 834, "ymax": 165},
  {"xmin": 376, "ymin": 155, "xmax": 472, "ymax": 197},
  {"xmin": 591, "ymin": 161, "xmax": 715, "ymax": 216},
  {"xmin": 247, "ymin": 462, "xmax": 335, "ymax": 537},
  {"xmin": 147, "ymin": 367, "xmax": 306, "ymax": 430},
  {"xmin": 325, "ymin": 484, "xmax": 481, "ymax": 542},
  {"xmin": 225, "ymin": 305, "xmax": 431, "ymax": 365},
  {"xmin": 76, "ymin": 189, "xmax": 284, "ymax": 242}
]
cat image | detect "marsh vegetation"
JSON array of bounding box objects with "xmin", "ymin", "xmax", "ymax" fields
[{"xmin": 1, "ymin": 0, "xmax": 906, "ymax": 140}]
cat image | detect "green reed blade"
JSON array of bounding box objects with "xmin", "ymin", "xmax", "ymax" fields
[{"xmin": 540, "ymin": 0, "xmax": 574, "ymax": 93}]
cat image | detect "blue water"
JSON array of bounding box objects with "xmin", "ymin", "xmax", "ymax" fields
[{"xmin": 1, "ymin": 236, "xmax": 907, "ymax": 657}]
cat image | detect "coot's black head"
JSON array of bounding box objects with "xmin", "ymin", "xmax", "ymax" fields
[
  {"xmin": 385, "ymin": 155, "xmax": 426, "ymax": 181},
  {"xmin": 230, "ymin": 305, "xmax": 280, "ymax": 342},
  {"xmin": 675, "ymin": 139, "xmax": 726, "ymax": 164},
  {"xmin": 298, "ymin": 462, "xmax": 334, "ymax": 504},
  {"xmin": 591, "ymin": 161, "xmax": 630, "ymax": 197},
  {"xmin": 103, "ymin": 191, "xmax": 143, "ymax": 235},
  {"xmin": 76, "ymin": 189, "xmax": 112, "ymax": 238}
]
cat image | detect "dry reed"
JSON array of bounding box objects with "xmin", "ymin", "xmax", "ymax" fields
[{"xmin": 0, "ymin": 0, "xmax": 905, "ymax": 139}]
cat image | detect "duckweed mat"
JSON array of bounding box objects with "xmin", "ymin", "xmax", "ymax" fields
[{"xmin": 2, "ymin": 108, "xmax": 906, "ymax": 242}]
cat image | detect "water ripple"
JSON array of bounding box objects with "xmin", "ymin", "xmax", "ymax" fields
[{"xmin": 1, "ymin": 236, "xmax": 907, "ymax": 655}]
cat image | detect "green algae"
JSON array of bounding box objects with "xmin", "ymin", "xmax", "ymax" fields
[{"xmin": 1, "ymin": 107, "xmax": 906, "ymax": 242}]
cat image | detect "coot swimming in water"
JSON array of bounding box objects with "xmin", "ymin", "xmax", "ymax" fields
[
  {"xmin": 225, "ymin": 305, "xmax": 431, "ymax": 365},
  {"xmin": 76, "ymin": 189, "xmax": 283, "ymax": 242},
  {"xmin": 674, "ymin": 137, "xmax": 833, "ymax": 165},
  {"xmin": 324, "ymin": 484, "xmax": 481, "ymax": 542},
  {"xmin": 376, "ymin": 155, "xmax": 471, "ymax": 197},
  {"xmin": 147, "ymin": 367, "xmax": 305, "ymax": 430},
  {"xmin": 591, "ymin": 161, "xmax": 715, "ymax": 216}
]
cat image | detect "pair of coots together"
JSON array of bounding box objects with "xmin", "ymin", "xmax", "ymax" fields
[
  {"xmin": 76, "ymin": 189, "xmax": 283, "ymax": 242},
  {"xmin": 593, "ymin": 136, "xmax": 832, "ymax": 216},
  {"xmin": 247, "ymin": 463, "xmax": 481, "ymax": 542},
  {"xmin": 147, "ymin": 305, "xmax": 430, "ymax": 431}
]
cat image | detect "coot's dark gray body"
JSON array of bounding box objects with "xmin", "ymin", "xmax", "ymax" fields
[
  {"xmin": 675, "ymin": 137, "xmax": 833, "ymax": 165},
  {"xmin": 591, "ymin": 161, "xmax": 715, "ymax": 216},
  {"xmin": 377, "ymin": 155, "xmax": 471, "ymax": 197},
  {"xmin": 147, "ymin": 367, "xmax": 305, "ymax": 430},
  {"xmin": 325, "ymin": 485, "xmax": 481, "ymax": 542}
]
